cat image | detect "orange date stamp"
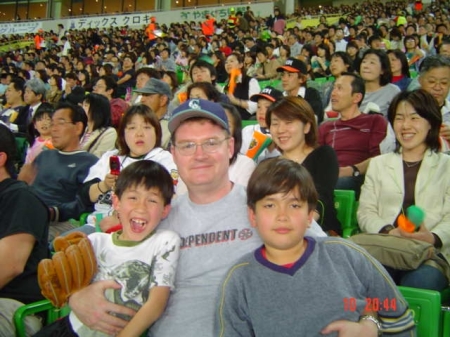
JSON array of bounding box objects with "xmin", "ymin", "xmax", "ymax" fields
[{"xmin": 343, "ymin": 297, "xmax": 397, "ymax": 312}]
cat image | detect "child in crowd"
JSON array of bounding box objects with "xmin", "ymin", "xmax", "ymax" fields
[
  {"xmin": 25, "ymin": 107, "xmax": 54, "ymax": 164},
  {"xmin": 240, "ymin": 86, "xmax": 283, "ymax": 163},
  {"xmin": 36, "ymin": 160, "xmax": 180, "ymax": 337},
  {"xmin": 216, "ymin": 158, "xmax": 416, "ymax": 337}
]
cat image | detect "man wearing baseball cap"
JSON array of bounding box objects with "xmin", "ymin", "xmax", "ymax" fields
[
  {"xmin": 240, "ymin": 86, "xmax": 283, "ymax": 162},
  {"xmin": 277, "ymin": 57, "xmax": 324, "ymax": 123},
  {"xmin": 67, "ymin": 99, "xmax": 262, "ymax": 337},
  {"xmin": 135, "ymin": 78, "xmax": 173, "ymax": 148}
]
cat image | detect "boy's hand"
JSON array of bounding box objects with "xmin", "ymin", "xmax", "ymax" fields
[
  {"xmin": 321, "ymin": 319, "xmax": 379, "ymax": 336},
  {"xmin": 69, "ymin": 280, "xmax": 136, "ymax": 335}
]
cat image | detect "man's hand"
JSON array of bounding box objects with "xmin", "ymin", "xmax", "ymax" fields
[
  {"xmin": 321, "ymin": 319, "xmax": 379, "ymax": 336},
  {"xmin": 339, "ymin": 166, "xmax": 353, "ymax": 178},
  {"xmin": 69, "ymin": 280, "xmax": 136, "ymax": 335},
  {"xmin": 17, "ymin": 163, "xmax": 37, "ymax": 185}
]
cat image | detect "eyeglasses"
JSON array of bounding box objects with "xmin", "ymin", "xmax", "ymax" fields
[
  {"xmin": 173, "ymin": 137, "xmax": 229, "ymax": 156},
  {"xmin": 50, "ymin": 120, "xmax": 75, "ymax": 128}
]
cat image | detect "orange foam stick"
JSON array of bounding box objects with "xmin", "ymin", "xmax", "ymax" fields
[
  {"xmin": 228, "ymin": 68, "xmax": 241, "ymax": 95},
  {"xmin": 397, "ymin": 214, "xmax": 416, "ymax": 233}
]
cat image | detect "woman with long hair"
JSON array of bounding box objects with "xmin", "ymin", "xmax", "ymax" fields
[
  {"xmin": 210, "ymin": 50, "xmax": 227, "ymax": 83},
  {"xmin": 78, "ymin": 69, "xmax": 92, "ymax": 92},
  {"xmin": 224, "ymin": 52, "xmax": 260, "ymax": 120},
  {"xmin": 278, "ymin": 44, "xmax": 291, "ymax": 66},
  {"xmin": 80, "ymin": 93, "xmax": 117, "ymax": 157},
  {"xmin": 243, "ymin": 52, "xmax": 258, "ymax": 78},
  {"xmin": 359, "ymin": 49, "xmax": 400, "ymax": 116},
  {"xmin": 387, "ymin": 49, "xmax": 412, "ymax": 91},
  {"xmin": 358, "ymin": 89, "xmax": 450, "ymax": 291},
  {"xmin": 45, "ymin": 74, "xmax": 63, "ymax": 108},
  {"xmin": 267, "ymin": 96, "xmax": 341, "ymax": 235},
  {"xmin": 311, "ymin": 43, "xmax": 331, "ymax": 78}
]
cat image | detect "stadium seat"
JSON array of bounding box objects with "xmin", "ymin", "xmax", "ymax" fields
[
  {"xmin": 14, "ymin": 299, "xmax": 148, "ymax": 336},
  {"xmin": 14, "ymin": 299, "xmax": 70, "ymax": 337},
  {"xmin": 314, "ymin": 77, "xmax": 328, "ymax": 84},
  {"xmin": 398, "ymin": 286, "xmax": 441, "ymax": 337},
  {"xmin": 241, "ymin": 120, "xmax": 258, "ymax": 128},
  {"xmin": 14, "ymin": 136, "xmax": 29, "ymax": 171},
  {"xmin": 334, "ymin": 189, "xmax": 359, "ymax": 238}
]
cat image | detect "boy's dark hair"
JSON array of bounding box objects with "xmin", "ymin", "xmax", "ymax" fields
[
  {"xmin": 0, "ymin": 124, "xmax": 17, "ymax": 177},
  {"xmin": 247, "ymin": 158, "xmax": 318, "ymax": 212},
  {"xmin": 114, "ymin": 160, "xmax": 174, "ymax": 206}
]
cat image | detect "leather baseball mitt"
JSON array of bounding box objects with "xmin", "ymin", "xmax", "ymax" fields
[{"xmin": 38, "ymin": 232, "xmax": 98, "ymax": 307}]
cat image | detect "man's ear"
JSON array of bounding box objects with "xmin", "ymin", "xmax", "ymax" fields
[
  {"xmin": 75, "ymin": 121, "xmax": 85, "ymax": 138},
  {"xmin": 352, "ymin": 92, "xmax": 363, "ymax": 105}
]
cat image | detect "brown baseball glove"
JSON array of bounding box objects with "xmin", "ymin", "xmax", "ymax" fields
[{"xmin": 38, "ymin": 232, "xmax": 98, "ymax": 307}]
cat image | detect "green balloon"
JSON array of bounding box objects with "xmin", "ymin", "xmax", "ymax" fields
[{"xmin": 407, "ymin": 205, "xmax": 425, "ymax": 227}]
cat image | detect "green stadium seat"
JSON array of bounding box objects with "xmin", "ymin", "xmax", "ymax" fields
[
  {"xmin": 334, "ymin": 189, "xmax": 359, "ymax": 238},
  {"xmin": 398, "ymin": 286, "xmax": 441, "ymax": 337},
  {"xmin": 15, "ymin": 136, "xmax": 29, "ymax": 171},
  {"xmin": 314, "ymin": 77, "xmax": 328, "ymax": 84},
  {"xmin": 241, "ymin": 120, "xmax": 258, "ymax": 128},
  {"xmin": 14, "ymin": 299, "xmax": 70, "ymax": 337}
]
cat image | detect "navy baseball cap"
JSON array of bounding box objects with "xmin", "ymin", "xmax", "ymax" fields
[{"xmin": 168, "ymin": 99, "xmax": 229, "ymax": 133}]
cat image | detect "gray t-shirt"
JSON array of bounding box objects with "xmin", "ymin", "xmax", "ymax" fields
[
  {"xmin": 360, "ymin": 83, "xmax": 401, "ymax": 117},
  {"xmin": 149, "ymin": 184, "xmax": 262, "ymax": 337}
]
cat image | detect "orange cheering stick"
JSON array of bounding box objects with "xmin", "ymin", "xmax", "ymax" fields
[
  {"xmin": 228, "ymin": 68, "xmax": 241, "ymax": 95},
  {"xmin": 246, "ymin": 131, "xmax": 273, "ymax": 161}
]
